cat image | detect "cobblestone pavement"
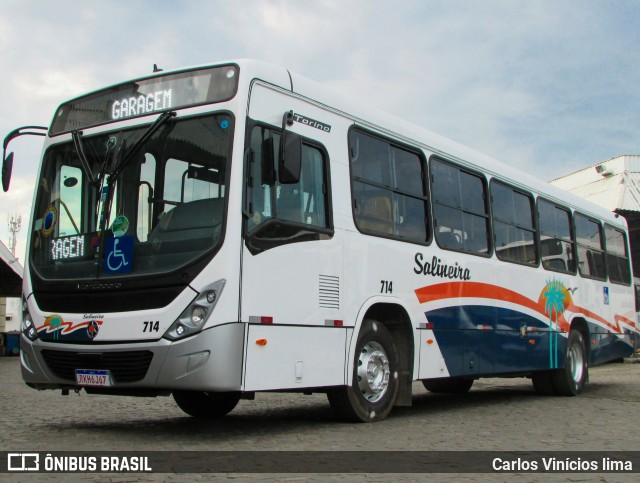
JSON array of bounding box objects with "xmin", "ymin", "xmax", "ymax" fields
[{"xmin": 1, "ymin": 356, "xmax": 639, "ymax": 482}]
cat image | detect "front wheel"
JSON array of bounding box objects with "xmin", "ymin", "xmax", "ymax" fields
[
  {"xmin": 173, "ymin": 390, "xmax": 241, "ymax": 418},
  {"xmin": 327, "ymin": 320, "xmax": 398, "ymax": 422}
]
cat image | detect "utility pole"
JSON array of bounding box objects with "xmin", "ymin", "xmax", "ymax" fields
[{"xmin": 7, "ymin": 212, "xmax": 22, "ymax": 258}]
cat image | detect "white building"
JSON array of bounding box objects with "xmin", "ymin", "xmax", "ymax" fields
[
  {"xmin": 0, "ymin": 239, "xmax": 22, "ymax": 332},
  {"xmin": 550, "ymin": 155, "xmax": 640, "ymax": 280}
]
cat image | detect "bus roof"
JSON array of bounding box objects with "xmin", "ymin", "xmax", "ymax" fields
[{"xmin": 52, "ymin": 58, "xmax": 627, "ymax": 228}]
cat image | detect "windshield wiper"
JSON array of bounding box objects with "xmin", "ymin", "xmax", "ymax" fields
[
  {"xmin": 109, "ymin": 110, "xmax": 176, "ymax": 181},
  {"xmin": 93, "ymin": 136, "xmax": 122, "ymax": 230},
  {"xmin": 71, "ymin": 130, "xmax": 98, "ymax": 186},
  {"xmin": 100, "ymin": 111, "xmax": 175, "ymax": 234}
]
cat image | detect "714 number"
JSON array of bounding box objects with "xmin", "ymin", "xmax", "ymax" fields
[
  {"xmin": 380, "ymin": 280, "xmax": 393, "ymax": 294},
  {"xmin": 143, "ymin": 320, "xmax": 159, "ymax": 332}
]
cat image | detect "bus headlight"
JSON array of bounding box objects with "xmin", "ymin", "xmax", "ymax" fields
[
  {"xmin": 163, "ymin": 280, "xmax": 225, "ymax": 341},
  {"xmin": 191, "ymin": 306, "xmax": 207, "ymax": 326},
  {"xmin": 21, "ymin": 296, "xmax": 38, "ymax": 342}
]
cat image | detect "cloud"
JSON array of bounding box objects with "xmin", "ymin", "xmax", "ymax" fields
[
  {"xmin": 13, "ymin": 68, "xmax": 96, "ymax": 104},
  {"xmin": 2, "ymin": 0, "xmax": 640, "ymax": 260}
]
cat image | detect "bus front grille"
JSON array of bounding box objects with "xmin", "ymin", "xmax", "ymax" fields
[{"xmin": 41, "ymin": 350, "xmax": 154, "ymax": 383}]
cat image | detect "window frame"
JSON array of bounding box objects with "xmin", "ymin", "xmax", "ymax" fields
[
  {"xmin": 536, "ymin": 197, "xmax": 577, "ymax": 275},
  {"xmin": 243, "ymin": 119, "xmax": 334, "ymax": 254},
  {"xmin": 429, "ymin": 155, "xmax": 492, "ymax": 258},
  {"xmin": 489, "ymin": 178, "xmax": 539, "ymax": 267},
  {"xmin": 348, "ymin": 126, "xmax": 431, "ymax": 246},
  {"xmin": 604, "ymin": 223, "xmax": 632, "ymax": 286},
  {"xmin": 574, "ymin": 212, "xmax": 607, "ymax": 281}
]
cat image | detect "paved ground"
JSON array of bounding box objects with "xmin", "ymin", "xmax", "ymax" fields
[{"xmin": 1, "ymin": 356, "xmax": 639, "ymax": 481}]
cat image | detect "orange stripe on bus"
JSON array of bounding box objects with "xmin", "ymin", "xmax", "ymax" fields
[{"xmin": 415, "ymin": 281, "xmax": 632, "ymax": 335}]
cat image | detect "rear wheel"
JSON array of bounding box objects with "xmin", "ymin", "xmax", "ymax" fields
[
  {"xmin": 552, "ymin": 330, "xmax": 587, "ymax": 396},
  {"xmin": 173, "ymin": 390, "xmax": 241, "ymax": 418},
  {"xmin": 327, "ymin": 320, "xmax": 398, "ymax": 422},
  {"xmin": 531, "ymin": 371, "xmax": 556, "ymax": 395},
  {"xmin": 422, "ymin": 377, "xmax": 473, "ymax": 394}
]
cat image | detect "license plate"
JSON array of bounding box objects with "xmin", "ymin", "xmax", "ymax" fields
[{"xmin": 75, "ymin": 369, "xmax": 112, "ymax": 387}]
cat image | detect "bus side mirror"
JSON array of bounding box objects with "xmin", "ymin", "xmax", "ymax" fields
[
  {"xmin": 279, "ymin": 111, "xmax": 301, "ymax": 184},
  {"xmin": 2, "ymin": 151, "xmax": 13, "ymax": 192},
  {"xmin": 2, "ymin": 125, "xmax": 48, "ymax": 192}
]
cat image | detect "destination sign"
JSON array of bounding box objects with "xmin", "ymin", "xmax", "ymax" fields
[
  {"xmin": 51, "ymin": 64, "xmax": 239, "ymax": 135},
  {"xmin": 51, "ymin": 234, "xmax": 85, "ymax": 261},
  {"xmin": 111, "ymin": 89, "xmax": 173, "ymax": 120}
]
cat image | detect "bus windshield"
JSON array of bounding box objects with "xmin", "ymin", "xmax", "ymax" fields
[{"xmin": 30, "ymin": 113, "xmax": 232, "ymax": 281}]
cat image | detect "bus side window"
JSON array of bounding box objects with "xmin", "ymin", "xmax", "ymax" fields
[
  {"xmin": 350, "ymin": 129, "xmax": 428, "ymax": 243},
  {"xmin": 605, "ymin": 224, "xmax": 631, "ymax": 285},
  {"xmin": 276, "ymin": 144, "xmax": 328, "ymax": 227},
  {"xmin": 575, "ymin": 213, "xmax": 606, "ymax": 280},
  {"xmin": 491, "ymin": 180, "xmax": 537, "ymax": 266},
  {"xmin": 247, "ymin": 124, "xmax": 330, "ymax": 234},
  {"xmin": 430, "ymin": 158, "xmax": 490, "ymax": 255},
  {"xmin": 538, "ymin": 199, "xmax": 575, "ymax": 274},
  {"xmin": 392, "ymin": 146, "xmax": 427, "ymax": 242}
]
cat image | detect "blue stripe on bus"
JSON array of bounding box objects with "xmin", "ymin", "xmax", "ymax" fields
[{"xmin": 425, "ymin": 305, "xmax": 565, "ymax": 377}]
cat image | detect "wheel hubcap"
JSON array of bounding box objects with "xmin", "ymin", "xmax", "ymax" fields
[
  {"xmin": 357, "ymin": 341, "xmax": 390, "ymax": 402},
  {"xmin": 569, "ymin": 342, "xmax": 584, "ymax": 384}
]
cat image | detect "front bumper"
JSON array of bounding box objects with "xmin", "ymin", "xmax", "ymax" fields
[{"xmin": 20, "ymin": 322, "xmax": 245, "ymax": 392}]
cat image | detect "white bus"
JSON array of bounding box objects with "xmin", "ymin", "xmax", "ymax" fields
[{"xmin": 3, "ymin": 60, "xmax": 637, "ymax": 422}]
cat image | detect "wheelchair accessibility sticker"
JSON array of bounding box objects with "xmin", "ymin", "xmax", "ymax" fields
[{"xmin": 104, "ymin": 236, "xmax": 133, "ymax": 274}]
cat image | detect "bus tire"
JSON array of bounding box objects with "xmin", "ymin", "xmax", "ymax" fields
[
  {"xmin": 552, "ymin": 330, "xmax": 588, "ymax": 396},
  {"xmin": 173, "ymin": 390, "xmax": 241, "ymax": 418},
  {"xmin": 531, "ymin": 371, "xmax": 556, "ymax": 395},
  {"xmin": 327, "ymin": 319, "xmax": 399, "ymax": 422},
  {"xmin": 422, "ymin": 377, "xmax": 473, "ymax": 394}
]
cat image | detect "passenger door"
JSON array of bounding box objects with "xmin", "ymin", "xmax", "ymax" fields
[{"xmin": 240, "ymin": 84, "xmax": 344, "ymax": 390}]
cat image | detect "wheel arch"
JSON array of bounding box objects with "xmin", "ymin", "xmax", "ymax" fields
[{"xmin": 348, "ymin": 298, "xmax": 415, "ymax": 406}]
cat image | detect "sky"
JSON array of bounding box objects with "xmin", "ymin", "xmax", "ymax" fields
[{"xmin": 1, "ymin": 0, "xmax": 640, "ymax": 262}]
